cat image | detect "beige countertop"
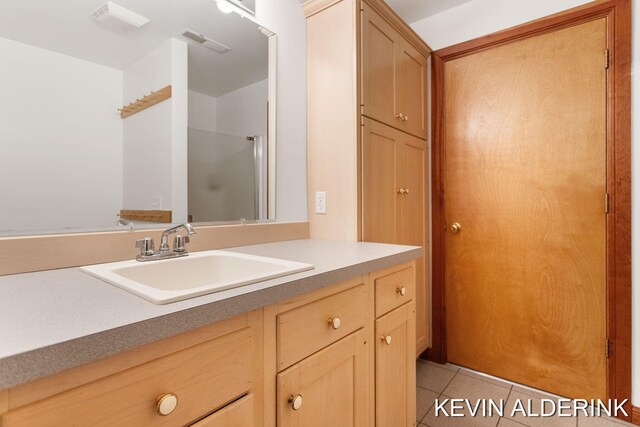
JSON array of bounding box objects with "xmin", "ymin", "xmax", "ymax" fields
[{"xmin": 0, "ymin": 238, "xmax": 421, "ymax": 389}]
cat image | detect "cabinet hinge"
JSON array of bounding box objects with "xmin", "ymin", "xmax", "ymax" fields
[
  {"xmin": 605, "ymin": 337, "xmax": 611, "ymax": 359},
  {"xmin": 605, "ymin": 49, "xmax": 610, "ymax": 69},
  {"xmin": 605, "ymin": 193, "xmax": 610, "ymax": 214}
]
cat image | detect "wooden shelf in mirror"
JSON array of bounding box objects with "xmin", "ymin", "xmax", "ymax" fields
[
  {"xmin": 120, "ymin": 210, "xmax": 172, "ymax": 224},
  {"xmin": 119, "ymin": 85, "xmax": 172, "ymax": 119}
]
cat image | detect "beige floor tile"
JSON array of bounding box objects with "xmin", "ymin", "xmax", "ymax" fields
[
  {"xmin": 421, "ymin": 398, "xmax": 500, "ymax": 427},
  {"xmin": 422, "ymin": 359, "xmax": 461, "ymax": 373},
  {"xmin": 417, "ymin": 360, "xmax": 457, "ymax": 393},
  {"xmin": 498, "ymin": 418, "xmax": 528, "ymax": 426},
  {"xmin": 458, "ymin": 368, "xmax": 515, "ymax": 389},
  {"xmin": 512, "ymin": 384, "xmax": 564, "ymax": 400},
  {"xmin": 417, "ymin": 386, "xmax": 440, "ymax": 422},
  {"xmin": 578, "ymin": 413, "xmax": 635, "ymax": 427},
  {"xmin": 503, "ymin": 390, "xmax": 576, "ymax": 427},
  {"xmin": 443, "ymin": 373, "xmax": 511, "ymax": 402}
]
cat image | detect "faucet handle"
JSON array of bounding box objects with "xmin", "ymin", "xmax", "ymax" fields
[
  {"xmin": 173, "ymin": 235, "xmax": 190, "ymax": 253},
  {"xmin": 135, "ymin": 238, "xmax": 155, "ymax": 256}
]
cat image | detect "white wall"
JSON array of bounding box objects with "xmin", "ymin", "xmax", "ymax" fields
[
  {"xmin": 411, "ymin": 0, "xmax": 597, "ymax": 50},
  {"xmin": 411, "ymin": 0, "xmax": 640, "ymax": 405},
  {"xmin": 123, "ymin": 40, "xmax": 174, "ymax": 214},
  {"xmin": 188, "ymin": 90, "xmax": 218, "ymax": 132},
  {"xmin": 171, "ymin": 39, "xmax": 189, "ymax": 224},
  {"xmin": 0, "ymin": 36, "xmax": 123, "ymax": 233},
  {"xmin": 255, "ymin": 0, "xmax": 308, "ymax": 221},
  {"xmin": 216, "ymin": 79, "xmax": 268, "ymax": 138},
  {"xmin": 122, "ymin": 38, "xmax": 189, "ymax": 223}
]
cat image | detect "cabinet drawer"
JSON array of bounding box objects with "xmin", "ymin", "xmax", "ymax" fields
[
  {"xmin": 277, "ymin": 283, "xmax": 367, "ymax": 370},
  {"xmin": 3, "ymin": 327, "xmax": 254, "ymax": 427},
  {"xmin": 190, "ymin": 394, "xmax": 254, "ymax": 427},
  {"xmin": 375, "ymin": 265, "xmax": 415, "ymax": 317}
]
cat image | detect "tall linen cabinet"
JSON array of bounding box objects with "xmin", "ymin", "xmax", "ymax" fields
[{"xmin": 303, "ymin": 0, "xmax": 431, "ymax": 355}]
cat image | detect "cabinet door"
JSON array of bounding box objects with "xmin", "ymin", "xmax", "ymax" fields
[
  {"xmin": 376, "ymin": 303, "xmax": 416, "ymax": 427},
  {"xmin": 277, "ymin": 329, "xmax": 368, "ymax": 427},
  {"xmin": 362, "ymin": 118, "xmax": 399, "ymax": 243},
  {"xmin": 190, "ymin": 394, "xmax": 253, "ymax": 427},
  {"xmin": 362, "ymin": 2, "xmax": 399, "ymax": 126},
  {"xmin": 396, "ymin": 40, "xmax": 428, "ymax": 139},
  {"xmin": 398, "ymin": 136, "xmax": 429, "ymax": 355}
]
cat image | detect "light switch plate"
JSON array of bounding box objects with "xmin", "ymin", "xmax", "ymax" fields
[
  {"xmin": 315, "ymin": 191, "xmax": 327, "ymax": 214},
  {"xmin": 150, "ymin": 196, "xmax": 163, "ymax": 209}
]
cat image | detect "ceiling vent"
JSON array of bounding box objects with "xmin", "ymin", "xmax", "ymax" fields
[
  {"xmin": 91, "ymin": 2, "xmax": 150, "ymax": 28},
  {"xmin": 179, "ymin": 29, "xmax": 231, "ymax": 54}
]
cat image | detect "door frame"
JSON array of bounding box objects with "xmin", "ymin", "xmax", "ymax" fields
[{"xmin": 429, "ymin": 0, "xmax": 632, "ymax": 419}]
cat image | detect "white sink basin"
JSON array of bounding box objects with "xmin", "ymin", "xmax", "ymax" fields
[{"xmin": 81, "ymin": 250, "xmax": 314, "ymax": 304}]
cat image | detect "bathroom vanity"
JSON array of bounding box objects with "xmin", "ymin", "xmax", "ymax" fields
[{"xmin": 0, "ymin": 239, "xmax": 420, "ymax": 426}]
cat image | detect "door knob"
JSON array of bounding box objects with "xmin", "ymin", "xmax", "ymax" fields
[
  {"xmin": 450, "ymin": 223, "xmax": 461, "ymax": 234},
  {"xmin": 396, "ymin": 286, "xmax": 407, "ymax": 296},
  {"xmin": 381, "ymin": 335, "xmax": 392, "ymax": 345}
]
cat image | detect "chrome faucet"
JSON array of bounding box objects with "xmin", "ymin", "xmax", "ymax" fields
[
  {"xmin": 115, "ymin": 218, "xmax": 135, "ymax": 230},
  {"xmin": 159, "ymin": 223, "xmax": 195, "ymax": 253},
  {"xmin": 135, "ymin": 223, "xmax": 196, "ymax": 262}
]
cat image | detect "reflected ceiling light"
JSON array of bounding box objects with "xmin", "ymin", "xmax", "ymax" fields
[
  {"xmin": 91, "ymin": 1, "xmax": 150, "ymax": 28},
  {"xmin": 216, "ymin": 0, "xmax": 235, "ymax": 14},
  {"xmin": 179, "ymin": 29, "xmax": 231, "ymax": 54}
]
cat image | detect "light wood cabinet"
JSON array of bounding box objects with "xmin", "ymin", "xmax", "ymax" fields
[
  {"xmin": 376, "ymin": 302, "xmax": 416, "ymax": 427},
  {"xmin": 1, "ymin": 312, "xmax": 263, "ymax": 427},
  {"xmin": 0, "ymin": 262, "xmax": 416, "ymax": 427},
  {"xmin": 362, "ymin": 2, "xmax": 427, "ymax": 140},
  {"xmin": 305, "ymin": 0, "xmax": 431, "ymax": 356},
  {"xmin": 277, "ymin": 283, "xmax": 367, "ymax": 371},
  {"xmin": 277, "ymin": 329, "xmax": 368, "ymax": 427},
  {"xmin": 364, "ymin": 118, "xmax": 428, "ymax": 353}
]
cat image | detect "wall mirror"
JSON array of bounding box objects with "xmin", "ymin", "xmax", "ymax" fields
[{"xmin": 0, "ymin": 0, "xmax": 276, "ymax": 236}]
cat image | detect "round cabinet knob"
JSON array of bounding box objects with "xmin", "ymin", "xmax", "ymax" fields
[
  {"xmin": 450, "ymin": 222, "xmax": 462, "ymax": 234},
  {"xmin": 289, "ymin": 394, "xmax": 303, "ymax": 411},
  {"xmin": 382, "ymin": 335, "xmax": 392, "ymax": 345},
  {"xmin": 395, "ymin": 113, "xmax": 405, "ymax": 120},
  {"xmin": 403, "ymin": 115, "xmax": 409, "ymax": 122},
  {"xmin": 397, "ymin": 188, "xmax": 406, "ymax": 194},
  {"xmin": 156, "ymin": 393, "xmax": 178, "ymax": 416},
  {"xmin": 404, "ymin": 188, "xmax": 410, "ymax": 194},
  {"xmin": 328, "ymin": 317, "xmax": 341, "ymax": 330},
  {"xmin": 396, "ymin": 286, "xmax": 407, "ymax": 296}
]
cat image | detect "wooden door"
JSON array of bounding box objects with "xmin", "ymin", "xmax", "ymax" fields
[
  {"xmin": 361, "ymin": 2, "xmax": 398, "ymax": 126},
  {"xmin": 444, "ymin": 19, "xmax": 607, "ymax": 399},
  {"xmin": 376, "ymin": 302, "xmax": 416, "ymax": 427},
  {"xmin": 277, "ymin": 330, "xmax": 368, "ymax": 427},
  {"xmin": 396, "ymin": 39, "xmax": 427, "ymax": 139},
  {"xmin": 398, "ymin": 136, "xmax": 428, "ymax": 354}
]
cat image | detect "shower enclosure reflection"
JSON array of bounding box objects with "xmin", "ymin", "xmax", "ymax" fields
[{"xmin": 188, "ymin": 130, "xmax": 267, "ymax": 222}]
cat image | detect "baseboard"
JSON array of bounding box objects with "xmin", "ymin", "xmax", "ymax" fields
[{"xmin": 632, "ymin": 406, "xmax": 640, "ymax": 425}]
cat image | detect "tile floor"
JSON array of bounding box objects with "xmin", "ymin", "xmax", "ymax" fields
[{"xmin": 416, "ymin": 360, "xmax": 634, "ymax": 427}]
